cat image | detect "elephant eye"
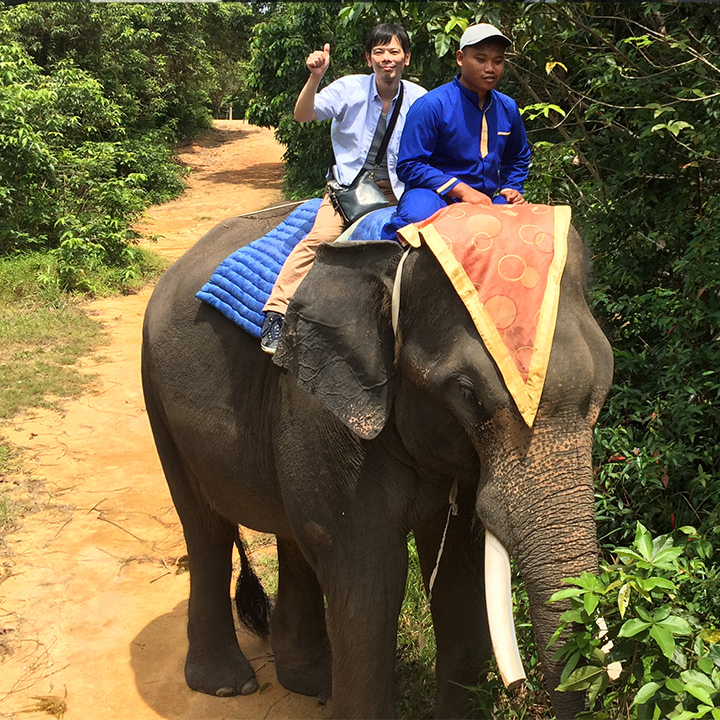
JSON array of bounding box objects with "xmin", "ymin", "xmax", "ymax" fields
[{"xmin": 460, "ymin": 383, "xmax": 478, "ymax": 404}]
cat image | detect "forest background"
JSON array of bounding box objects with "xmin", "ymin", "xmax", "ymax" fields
[{"xmin": 1, "ymin": 2, "xmax": 719, "ymax": 717}]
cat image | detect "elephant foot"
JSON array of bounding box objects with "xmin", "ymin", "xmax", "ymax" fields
[
  {"xmin": 274, "ymin": 645, "xmax": 332, "ymax": 698},
  {"xmin": 185, "ymin": 643, "xmax": 258, "ymax": 697}
]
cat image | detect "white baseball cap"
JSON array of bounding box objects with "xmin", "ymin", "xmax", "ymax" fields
[{"xmin": 459, "ymin": 23, "xmax": 511, "ymax": 50}]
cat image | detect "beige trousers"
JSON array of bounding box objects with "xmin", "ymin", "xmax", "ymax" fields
[{"xmin": 263, "ymin": 179, "xmax": 396, "ymax": 314}]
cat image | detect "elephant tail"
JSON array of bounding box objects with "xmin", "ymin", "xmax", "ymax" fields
[{"xmin": 234, "ymin": 531, "xmax": 272, "ymax": 639}]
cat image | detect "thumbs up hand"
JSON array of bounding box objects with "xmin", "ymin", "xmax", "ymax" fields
[{"xmin": 306, "ymin": 43, "xmax": 330, "ymax": 77}]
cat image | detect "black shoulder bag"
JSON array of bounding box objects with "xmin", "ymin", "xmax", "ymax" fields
[{"xmin": 327, "ymin": 82, "xmax": 404, "ymax": 225}]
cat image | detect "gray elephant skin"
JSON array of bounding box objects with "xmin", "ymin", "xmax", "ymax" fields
[{"xmin": 141, "ymin": 204, "xmax": 613, "ymax": 719}]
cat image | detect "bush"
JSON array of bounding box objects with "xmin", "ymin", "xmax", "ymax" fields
[
  {"xmin": 0, "ymin": 26, "xmax": 185, "ymax": 291},
  {"xmin": 551, "ymin": 523, "xmax": 720, "ymax": 719}
]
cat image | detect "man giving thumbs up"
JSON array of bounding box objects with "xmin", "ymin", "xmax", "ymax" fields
[{"xmin": 261, "ymin": 24, "xmax": 426, "ymax": 354}]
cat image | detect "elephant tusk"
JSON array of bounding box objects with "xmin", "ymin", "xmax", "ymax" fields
[{"xmin": 484, "ymin": 530, "xmax": 526, "ymax": 689}]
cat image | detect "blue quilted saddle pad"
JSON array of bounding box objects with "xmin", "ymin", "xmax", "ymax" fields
[{"xmin": 197, "ymin": 201, "xmax": 396, "ymax": 337}]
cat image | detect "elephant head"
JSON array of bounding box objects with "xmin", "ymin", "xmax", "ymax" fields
[{"xmin": 274, "ymin": 226, "xmax": 613, "ymax": 717}]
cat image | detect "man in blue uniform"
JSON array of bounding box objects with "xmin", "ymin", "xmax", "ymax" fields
[{"xmin": 381, "ymin": 23, "xmax": 530, "ymax": 239}]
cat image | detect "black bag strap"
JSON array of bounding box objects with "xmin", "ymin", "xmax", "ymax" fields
[
  {"xmin": 329, "ymin": 81, "xmax": 405, "ymax": 181},
  {"xmin": 371, "ymin": 80, "xmax": 404, "ymax": 168}
]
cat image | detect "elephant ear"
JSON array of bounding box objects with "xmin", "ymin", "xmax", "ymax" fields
[{"xmin": 273, "ymin": 240, "xmax": 402, "ymax": 440}]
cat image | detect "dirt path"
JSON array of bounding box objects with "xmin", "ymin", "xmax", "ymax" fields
[{"xmin": 0, "ymin": 121, "xmax": 327, "ymax": 720}]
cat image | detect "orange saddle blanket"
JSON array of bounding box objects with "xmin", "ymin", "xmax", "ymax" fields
[{"xmin": 398, "ymin": 203, "xmax": 571, "ymax": 427}]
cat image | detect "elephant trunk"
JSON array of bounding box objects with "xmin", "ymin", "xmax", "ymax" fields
[{"xmin": 476, "ymin": 426, "xmax": 599, "ymax": 719}]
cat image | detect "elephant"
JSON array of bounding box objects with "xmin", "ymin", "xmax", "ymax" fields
[{"xmin": 141, "ymin": 203, "xmax": 613, "ymax": 719}]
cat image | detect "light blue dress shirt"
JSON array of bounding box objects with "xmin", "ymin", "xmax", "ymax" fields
[{"xmin": 314, "ymin": 74, "xmax": 426, "ymax": 200}]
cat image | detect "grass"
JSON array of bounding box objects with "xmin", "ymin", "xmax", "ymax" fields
[
  {"xmin": 0, "ymin": 304, "xmax": 102, "ymax": 420},
  {"xmin": 0, "ymin": 247, "xmax": 166, "ymax": 422},
  {"xmin": 395, "ymin": 537, "xmax": 437, "ymax": 720}
]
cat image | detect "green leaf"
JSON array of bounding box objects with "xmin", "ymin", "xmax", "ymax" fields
[
  {"xmin": 560, "ymin": 650, "xmax": 582, "ymax": 683},
  {"xmin": 638, "ymin": 577, "xmax": 676, "ymax": 593},
  {"xmin": 618, "ymin": 618, "xmax": 651, "ymax": 638},
  {"xmin": 549, "ymin": 587, "xmax": 586, "ymax": 602},
  {"xmin": 697, "ymin": 656, "xmax": 714, "ymax": 675},
  {"xmin": 632, "ymin": 680, "xmax": 661, "ymax": 705},
  {"xmin": 664, "ymin": 677, "xmax": 684, "ymax": 694},
  {"xmin": 556, "ymin": 664, "xmax": 608, "ymax": 693},
  {"xmin": 673, "ymin": 711, "xmax": 707, "ymax": 720},
  {"xmin": 683, "ymin": 684, "xmax": 715, "ymax": 706},
  {"xmin": 434, "ymin": 32, "xmax": 450, "ymax": 57},
  {"xmin": 651, "ymin": 547, "xmax": 684, "ymax": 568},
  {"xmin": 657, "ymin": 615, "xmax": 693, "ymax": 636},
  {"xmin": 680, "ymin": 670, "xmax": 716, "ymax": 705},
  {"xmin": 634, "ymin": 523, "xmax": 654, "ymax": 561},
  {"xmin": 560, "ymin": 608, "xmax": 586, "ymax": 624},
  {"xmin": 588, "ymin": 671, "xmax": 609, "ymax": 709},
  {"xmin": 584, "ymin": 592, "xmax": 599, "ymax": 616},
  {"xmin": 650, "ymin": 624, "xmax": 675, "ymax": 659}
]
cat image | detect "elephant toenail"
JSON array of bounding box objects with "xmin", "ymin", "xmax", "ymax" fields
[
  {"xmin": 241, "ymin": 678, "xmax": 259, "ymax": 695},
  {"xmin": 215, "ymin": 686, "xmax": 237, "ymax": 697}
]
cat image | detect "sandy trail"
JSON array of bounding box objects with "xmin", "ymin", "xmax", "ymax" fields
[{"xmin": 0, "ymin": 121, "xmax": 327, "ymax": 720}]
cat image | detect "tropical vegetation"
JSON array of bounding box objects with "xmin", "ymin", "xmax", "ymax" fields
[{"xmin": 1, "ymin": 2, "xmax": 718, "ymax": 717}]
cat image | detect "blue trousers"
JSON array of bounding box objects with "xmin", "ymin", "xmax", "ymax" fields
[{"xmin": 380, "ymin": 187, "xmax": 507, "ymax": 240}]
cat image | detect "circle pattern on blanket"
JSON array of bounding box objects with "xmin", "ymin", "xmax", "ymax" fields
[
  {"xmin": 513, "ymin": 346, "xmax": 534, "ymax": 378},
  {"xmin": 467, "ymin": 213, "xmax": 502, "ymax": 238},
  {"xmin": 472, "ymin": 232, "xmax": 494, "ymax": 251},
  {"xmin": 485, "ymin": 295, "xmax": 517, "ymax": 330},
  {"xmin": 498, "ymin": 254, "xmax": 526, "ymax": 282},
  {"xmin": 446, "ymin": 206, "xmax": 467, "ymax": 219}
]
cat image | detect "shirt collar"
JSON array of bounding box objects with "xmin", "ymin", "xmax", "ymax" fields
[
  {"xmin": 371, "ymin": 74, "xmax": 404, "ymax": 103},
  {"xmin": 453, "ymin": 75, "xmax": 493, "ymax": 110}
]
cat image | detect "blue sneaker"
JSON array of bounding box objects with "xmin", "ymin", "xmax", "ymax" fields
[{"xmin": 260, "ymin": 311, "xmax": 283, "ymax": 354}]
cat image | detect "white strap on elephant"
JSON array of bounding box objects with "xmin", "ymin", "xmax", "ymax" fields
[
  {"xmin": 391, "ymin": 246, "xmax": 411, "ymax": 336},
  {"xmin": 392, "ymin": 250, "xmax": 527, "ymax": 690}
]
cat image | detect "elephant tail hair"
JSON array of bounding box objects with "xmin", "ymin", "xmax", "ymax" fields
[{"xmin": 234, "ymin": 531, "xmax": 272, "ymax": 639}]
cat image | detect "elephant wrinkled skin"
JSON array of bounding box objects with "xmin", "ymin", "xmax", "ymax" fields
[{"xmin": 141, "ymin": 205, "xmax": 613, "ymax": 719}]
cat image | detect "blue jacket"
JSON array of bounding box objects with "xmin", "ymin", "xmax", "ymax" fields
[{"xmin": 396, "ymin": 76, "xmax": 530, "ymax": 198}]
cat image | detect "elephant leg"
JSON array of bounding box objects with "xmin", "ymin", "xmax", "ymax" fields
[
  {"xmin": 145, "ymin": 396, "xmax": 257, "ymax": 697},
  {"xmin": 414, "ymin": 485, "xmax": 491, "ymax": 719},
  {"xmin": 314, "ymin": 523, "xmax": 408, "ymax": 719},
  {"xmin": 271, "ymin": 536, "xmax": 332, "ymax": 698},
  {"xmin": 182, "ymin": 515, "xmax": 259, "ymax": 697}
]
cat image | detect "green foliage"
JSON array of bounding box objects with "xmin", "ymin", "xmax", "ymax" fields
[
  {"xmin": 5, "ymin": 1, "xmax": 213, "ymax": 139},
  {"xmin": 521, "ymin": 3, "xmax": 720, "ymax": 545},
  {"xmin": 245, "ymin": 2, "xmax": 337, "ymax": 196},
  {"xmin": 551, "ymin": 523, "xmax": 720, "ymax": 719},
  {"xmin": 395, "ymin": 536, "xmax": 436, "ymax": 719},
  {"xmin": 0, "ymin": 2, "xmax": 270, "ymax": 291},
  {"xmin": 0, "ymin": 9, "xmax": 190, "ymax": 290}
]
